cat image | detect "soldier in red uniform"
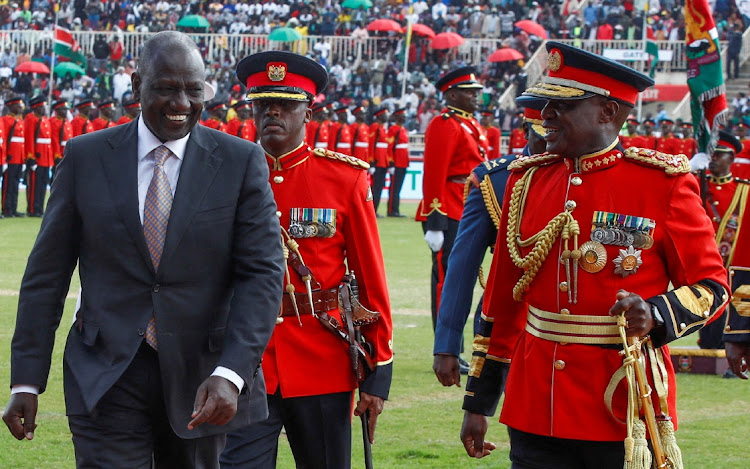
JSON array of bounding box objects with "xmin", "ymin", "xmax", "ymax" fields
[
  {"xmin": 732, "ymin": 120, "xmax": 750, "ymax": 179},
  {"xmin": 386, "ymin": 108, "xmax": 409, "ymax": 217},
  {"xmin": 507, "ymin": 110, "xmax": 527, "ymax": 155},
  {"xmin": 222, "ymin": 51, "xmax": 393, "ymax": 469},
  {"xmin": 24, "ymin": 95, "xmax": 53, "ymax": 217},
  {"xmin": 201, "ymin": 101, "xmax": 228, "ymax": 132},
  {"xmin": 91, "ymin": 100, "xmax": 118, "ymax": 131},
  {"xmin": 635, "ymin": 118, "xmax": 658, "ymax": 149},
  {"xmin": 116, "ymin": 99, "xmax": 141, "ymax": 125},
  {"xmin": 1, "ymin": 96, "xmax": 25, "ymax": 218},
  {"xmin": 48, "ymin": 99, "xmax": 73, "ymax": 181},
  {"xmin": 656, "ymin": 118, "xmax": 680, "ymax": 154},
  {"xmin": 461, "ymin": 42, "xmax": 729, "ymax": 466},
  {"xmin": 675, "ymin": 121, "xmax": 698, "ymax": 158},
  {"xmin": 619, "ymin": 117, "xmax": 639, "ymax": 148},
  {"xmin": 305, "ymin": 102, "xmax": 329, "ymax": 149},
  {"xmin": 225, "ymin": 100, "xmax": 251, "ymax": 138},
  {"xmin": 328, "ymin": 105, "xmax": 352, "ymax": 154},
  {"xmin": 71, "ymin": 99, "xmax": 96, "ymax": 137},
  {"xmin": 416, "ymin": 66, "xmax": 488, "ymax": 330},
  {"xmin": 369, "ymin": 107, "xmax": 390, "ymax": 217},
  {"xmin": 349, "ymin": 106, "xmax": 370, "ymax": 162},
  {"xmin": 480, "ymin": 109, "xmax": 501, "ymax": 159}
]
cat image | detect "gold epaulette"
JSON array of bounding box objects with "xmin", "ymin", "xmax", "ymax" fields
[
  {"xmin": 508, "ymin": 152, "xmax": 562, "ymax": 171},
  {"xmin": 313, "ymin": 148, "xmax": 370, "ymax": 170},
  {"xmin": 623, "ymin": 147, "xmax": 690, "ymax": 175}
]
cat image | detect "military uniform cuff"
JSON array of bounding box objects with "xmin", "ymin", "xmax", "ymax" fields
[
  {"xmin": 462, "ymin": 360, "xmax": 508, "ymax": 416},
  {"xmin": 359, "ymin": 362, "xmax": 392, "ymax": 400},
  {"xmin": 425, "ymin": 212, "xmax": 448, "ymax": 231}
]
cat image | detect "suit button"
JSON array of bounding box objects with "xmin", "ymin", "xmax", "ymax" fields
[
  {"xmin": 153, "ymin": 284, "xmax": 160, "ymax": 292},
  {"xmin": 571, "ymin": 176, "xmax": 582, "ymax": 186},
  {"xmin": 559, "ymin": 281, "xmax": 569, "ymax": 292},
  {"xmin": 565, "ymin": 200, "xmax": 576, "ymax": 211},
  {"xmin": 137, "ymin": 328, "xmax": 145, "ymax": 336},
  {"xmin": 554, "ymin": 360, "xmax": 566, "ymax": 370},
  {"xmin": 273, "ymin": 176, "xmax": 284, "ymax": 184}
]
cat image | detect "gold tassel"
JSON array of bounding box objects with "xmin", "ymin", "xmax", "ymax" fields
[
  {"xmin": 658, "ymin": 419, "xmax": 683, "ymax": 469},
  {"xmin": 624, "ymin": 420, "xmax": 652, "ymax": 469}
]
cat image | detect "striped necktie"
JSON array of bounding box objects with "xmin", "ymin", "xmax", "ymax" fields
[{"xmin": 143, "ymin": 145, "xmax": 173, "ymax": 349}]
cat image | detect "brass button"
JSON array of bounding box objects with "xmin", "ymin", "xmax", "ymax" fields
[
  {"xmin": 703, "ymin": 310, "xmax": 710, "ymax": 318},
  {"xmin": 275, "ymin": 211, "xmax": 282, "ymax": 218},
  {"xmin": 679, "ymin": 322, "xmax": 687, "ymax": 330},
  {"xmin": 560, "ymin": 308, "xmax": 570, "ymax": 315},
  {"xmin": 554, "ymin": 360, "xmax": 566, "ymax": 370},
  {"xmin": 559, "ymin": 281, "xmax": 569, "ymax": 292},
  {"xmin": 725, "ymin": 325, "xmax": 731, "ymax": 332},
  {"xmin": 565, "ymin": 200, "xmax": 577, "ymax": 211},
  {"xmin": 716, "ymin": 185, "xmax": 722, "ymax": 190},
  {"xmin": 712, "ymin": 201, "xmax": 719, "ymax": 206},
  {"xmin": 571, "ymin": 176, "xmax": 582, "ymax": 186},
  {"xmin": 273, "ymin": 176, "xmax": 284, "ymax": 184}
]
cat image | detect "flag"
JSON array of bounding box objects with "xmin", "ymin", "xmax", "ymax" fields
[
  {"xmin": 644, "ymin": 27, "xmax": 659, "ymax": 78},
  {"xmin": 54, "ymin": 26, "xmax": 87, "ymax": 68},
  {"xmin": 685, "ymin": 0, "xmax": 727, "ymax": 154}
]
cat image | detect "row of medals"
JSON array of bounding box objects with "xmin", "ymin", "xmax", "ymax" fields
[{"xmin": 578, "ymin": 225, "xmax": 652, "ymax": 278}]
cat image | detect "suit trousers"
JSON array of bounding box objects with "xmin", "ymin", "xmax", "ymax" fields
[
  {"xmin": 220, "ymin": 390, "xmax": 352, "ymax": 469},
  {"xmin": 27, "ymin": 166, "xmax": 50, "ymax": 216},
  {"xmin": 2, "ymin": 163, "xmax": 21, "ymax": 215},
  {"xmin": 371, "ymin": 167, "xmax": 388, "ymax": 214},
  {"xmin": 423, "ymin": 219, "xmax": 460, "ymax": 330},
  {"xmin": 509, "ymin": 427, "xmax": 625, "ymax": 469},
  {"xmin": 387, "ymin": 167, "xmax": 406, "ymax": 216},
  {"xmin": 68, "ymin": 341, "xmax": 226, "ymax": 469}
]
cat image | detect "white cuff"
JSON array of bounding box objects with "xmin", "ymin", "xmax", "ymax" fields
[
  {"xmin": 11, "ymin": 384, "xmax": 39, "ymax": 395},
  {"xmin": 211, "ymin": 366, "xmax": 245, "ymax": 393}
]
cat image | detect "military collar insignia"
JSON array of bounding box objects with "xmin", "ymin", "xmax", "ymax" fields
[
  {"xmin": 708, "ymin": 174, "xmax": 733, "ymax": 185},
  {"xmin": 508, "ymin": 152, "xmax": 563, "ymax": 171},
  {"xmin": 446, "ymin": 106, "xmax": 474, "ymax": 120},
  {"xmin": 266, "ymin": 142, "xmax": 309, "ymax": 171},
  {"xmin": 578, "ymin": 140, "xmax": 622, "ymax": 173}
]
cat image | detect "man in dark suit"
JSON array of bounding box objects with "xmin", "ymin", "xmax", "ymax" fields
[{"xmin": 2, "ymin": 31, "xmax": 284, "ymax": 469}]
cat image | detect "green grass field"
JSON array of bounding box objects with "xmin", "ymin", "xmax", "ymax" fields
[{"xmin": 1, "ymin": 199, "xmax": 749, "ymax": 468}]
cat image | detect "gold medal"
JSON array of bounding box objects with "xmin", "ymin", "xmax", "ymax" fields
[
  {"xmin": 579, "ymin": 241, "xmax": 607, "ymax": 273},
  {"xmin": 613, "ymin": 245, "xmax": 643, "ymax": 278}
]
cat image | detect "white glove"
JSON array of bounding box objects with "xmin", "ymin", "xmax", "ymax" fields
[
  {"xmin": 29, "ymin": 164, "xmax": 37, "ymax": 171},
  {"xmin": 690, "ymin": 152, "xmax": 709, "ymax": 171},
  {"xmin": 367, "ymin": 167, "xmax": 376, "ymax": 175},
  {"xmin": 425, "ymin": 230, "xmax": 445, "ymax": 252},
  {"xmin": 2, "ymin": 163, "xmax": 7, "ymax": 172},
  {"xmin": 387, "ymin": 167, "xmax": 395, "ymax": 175},
  {"xmin": 21, "ymin": 164, "xmax": 26, "ymax": 172}
]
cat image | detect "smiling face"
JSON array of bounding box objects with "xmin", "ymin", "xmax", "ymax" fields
[
  {"xmin": 541, "ymin": 96, "xmax": 614, "ymax": 158},
  {"xmin": 132, "ymin": 44, "xmax": 205, "ymax": 142},
  {"xmin": 253, "ymin": 98, "xmax": 311, "ymax": 156}
]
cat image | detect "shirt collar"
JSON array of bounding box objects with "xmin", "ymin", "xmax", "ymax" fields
[{"xmin": 137, "ymin": 115, "xmax": 190, "ymax": 162}]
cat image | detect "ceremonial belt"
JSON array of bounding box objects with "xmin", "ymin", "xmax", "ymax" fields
[
  {"xmin": 314, "ymin": 142, "xmax": 328, "ymax": 148},
  {"xmin": 735, "ymin": 157, "xmax": 750, "ymax": 165},
  {"xmin": 448, "ymin": 175, "xmax": 469, "ymax": 184},
  {"xmin": 36, "ymin": 138, "xmax": 51, "ymax": 144},
  {"xmin": 354, "ymin": 142, "xmax": 369, "ymax": 148},
  {"xmin": 394, "ymin": 143, "xmax": 409, "ymax": 149},
  {"xmin": 10, "ymin": 137, "xmax": 24, "ymax": 143},
  {"xmin": 525, "ymin": 305, "xmax": 622, "ymax": 345},
  {"xmin": 281, "ymin": 287, "xmax": 338, "ymax": 317},
  {"xmin": 375, "ymin": 142, "xmax": 388, "ymax": 148},
  {"xmin": 336, "ymin": 143, "xmax": 351, "ymax": 149}
]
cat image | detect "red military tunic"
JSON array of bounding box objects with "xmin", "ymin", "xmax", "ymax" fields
[
  {"xmin": 328, "ymin": 121, "xmax": 352, "ymax": 154},
  {"xmin": 673, "ymin": 136, "xmax": 697, "ymax": 158},
  {"xmin": 620, "ymin": 134, "xmax": 633, "ymax": 148},
  {"xmin": 2, "ymin": 114, "xmax": 24, "ymax": 164},
  {"xmin": 91, "ymin": 117, "xmax": 117, "ymax": 132},
  {"xmin": 225, "ymin": 117, "xmax": 243, "ymax": 137},
  {"xmin": 201, "ymin": 117, "xmax": 227, "ymax": 133},
  {"xmin": 24, "ymin": 113, "xmax": 53, "ymax": 167},
  {"xmin": 485, "ymin": 125, "xmax": 501, "ymax": 159},
  {"xmin": 116, "ymin": 115, "xmax": 134, "ymax": 125},
  {"xmin": 0, "ymin": 119, "xmax": 6, "ymax": 163},
  {"xmin": 417, "ymin": 106, "xmax": 488, "ymax": 225},
  {"xmin": 656, "ymin": 134, "xmax": 681, "ymax": 154},
  {"xmin": 369, "ymin": 122, "xmax": 390, "ymax": 167},
  {"xmin": 732, "ymin": 139, "xmax": 750, "ymax": 179},
  {"xmin": 49, "ymin": 115, "xmax": 73, "ymax": 161},
  {"xmin": 629, "ymin": 134, "xmax": 657, "ymax": 150},
  {"xmin": 507, "ymin": 127, "xmax": 527, "ymax": 155},
  {"xmin": 387, "ymin": 123, "xmax": 409, "ymax": 169},
  {"xmin": 306, "ymin": 120, "xmax": 329, "ymax": 150},
  {"xmin": 262, "ymin": 144, "xmax": 393, "ymax": 397},
  {"xmin": 70, "ymin": 116, "xmax": 95, "ymax": 137},
  {"xmin": 349, "ymin": 121, "xmax": 370, "ymax": 162},
  {"xmin": 470, "ymin": 147, "xmax": 729, "ymax": 441},
  {"xmin": 238, "ymin": 118, "xmax": 257, "ymax": 143}
]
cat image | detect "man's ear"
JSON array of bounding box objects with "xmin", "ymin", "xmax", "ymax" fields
[{"xmin": 601, "ymin": 99, "xmax": 620, "ymax": 124}]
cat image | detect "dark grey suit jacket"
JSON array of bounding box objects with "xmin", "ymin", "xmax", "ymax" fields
[{"xmin": 10, "ymin": 120, "xmax": 284, "ymax": 439}]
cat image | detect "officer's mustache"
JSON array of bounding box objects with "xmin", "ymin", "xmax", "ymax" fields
[{"xmin": 262, "ymin": 118, "xmax": 284, "ymax": 129}]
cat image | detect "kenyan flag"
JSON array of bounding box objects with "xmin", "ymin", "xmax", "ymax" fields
[{"xmin": 54, "ymin": 26, "xmax": 87, "ymax": 68}]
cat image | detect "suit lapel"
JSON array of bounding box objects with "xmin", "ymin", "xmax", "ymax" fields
[
  {"xmin": 161, "ymin": 125, "xmax": 222, "ymax": 269},
  {"xmin": 100, "ymin": 121, "xmax": 155, "ymax": 272}
]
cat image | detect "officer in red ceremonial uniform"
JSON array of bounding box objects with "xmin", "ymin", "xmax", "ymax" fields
[
  {"xmin": 507, "ymin": 110, "xmax": 527, "ymax": 155},
  {"xmin": 416, "ymin": 66, "xmax": 488, "ymax": 330},
  {"xmin": 656, "ymin": 118, "xmax": 681, "ymax": 154},
  {"xmin": 630, "ymin": 118, "xmax": 657, "ymax": 149},
  {"xmin": 349, "ymin": 106, "xmax": 370, "ymax": 162},
  {"xmin": 70, "ymin": 99, "xmax": 96, "ymax": 137},
  {"xmin": 1, "ymin": 96, "xmax": 25, "ymax": 218},
  {"xmin": 386, "ymin": 108, "xmax": 409, "ymax": 217},
  {"xmin": 91, "ymin": 100, "xmax": 118, "ymax": 131},
  {"xmin": 221, "ymin": 51, "xmax": 393, "ymax": 469},
  {"xmin": 328, "ymin": 105, "xmax": 352, "ymax": 154},
  {"xmin": 480, "ymin": 108, "xmax": 501, "ymax": 159},
  {"xmin": 676, "ymin": 121, "xmax": 698, "ymax": 158},
  {"xmin": 48, "ymin": 99, "xmax": 73, "ymax": 181},
  {"xmin": 620, "ymin": 117, "xmax": 639, "ymax": 148},
  {"xmin": 461, "ymin": 42, "xmax": 729, "ymax": 467},
  {"xmin": 201, "ymin": 101, "xmax": 228, "ymax": 132},
  {"xmin": 24, "ymin": 95, "xmax": 53, "ymax": 217},
  {"xmin": 225, "ymin": 100, "xmax": 250, "ymax": 138},
  {"xmin": 116, "ymin": 99, "xmax": 141, "ymax": 125},
  {"xmin": 305, "ymin": 102, "xmax": 329, "ymax": 149},
  {"xmin": 369, "ymin": 107, "xmax": 390, "ymax": 217},
  {"xmin": 732, "ymin": 121, "xmax": 750, "ymax": 179}
]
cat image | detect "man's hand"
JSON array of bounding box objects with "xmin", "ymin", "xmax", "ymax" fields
[
  {"xmin": 460, "ymin": 411, "xmax": 495, "ymax": 459},
  {"xmin": 2, "ymin": 393, "xmax": 38, "ymax": 440},
  {"xmin": 608, "ymin": 290, "xmax": 655, "ymax": 337},
  {"xmin": 725, "ymin": 342, "xmax": 750, "ymax": 379},
  {"xmin": 187, "ymin": 376, "xmax": 239, "ymax": 430},
  {"xmin": 353, "ymin": 391, "xmax": 384, "ymax": 444},
  {"xmin": 433, "ymin": 353, "xmax": 461, "ymax": 387},
  {"xmin": 424, "ymin": 230, "xmax": 444, "ymax": 252}
]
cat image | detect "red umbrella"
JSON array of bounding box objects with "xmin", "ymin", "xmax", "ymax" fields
[
  {"xmin": 430, "ymin": 32, "xmax": 464, "ymax": 49},
  {"xmin": 488, "ymin": 47, "xmax": 524, "ymax": 63},
  {"xmin": 409, "ymin": 23, "xmax": 436, "ymax": 38},
  {"xmin": 366, "ymin": 18, "xmax": 403, "ymax": 33},
  {"xmin": 514, "ymin": 19, "xmax": 548, "ymax": 39},
  {"xmin": 15, "ymin": 61, "xmax": 50, "ymax": 74}
]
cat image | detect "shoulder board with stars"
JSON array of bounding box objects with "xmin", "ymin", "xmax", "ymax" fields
[
  {"xmin": 508, "ymin": 152, "xmax": 563, "ymax": 172},
  {"xmin": 313, "ymin": 147, "xmax": 370, "ymax": 170},
  {"xmin": 623, "ymin": 147, "xmax": 690, "ymax": 175}
]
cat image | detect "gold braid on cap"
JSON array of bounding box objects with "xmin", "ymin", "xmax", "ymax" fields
[
  {"xmin": 506, "ymin": 166, "xmax": 578, "ymax": 300},
  {"xmin": 524, "ymin": 82, "xmax": 586, "ymax": 99}
]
